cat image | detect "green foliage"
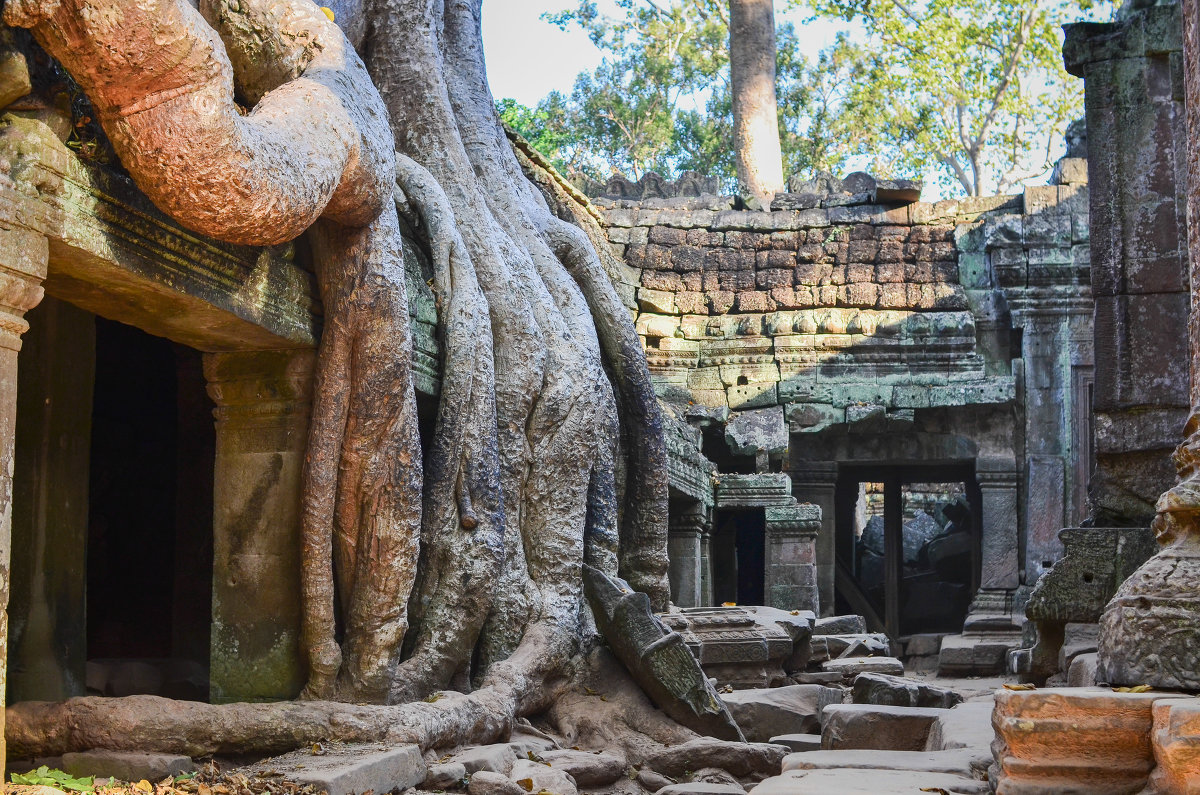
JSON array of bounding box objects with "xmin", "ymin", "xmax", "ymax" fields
[
  {"xmin": 792, "ymin": 0, "xmax": 1112, "ymax": 195},
  {"xmin": 503, "ymin": 0, "xmax": 1110, "ymax": 197},
  {"xmin": 11, "ymin": 766, "xmax": 96, "ymax": 792}
]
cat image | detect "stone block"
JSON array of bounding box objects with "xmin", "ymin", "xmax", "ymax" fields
[
  {"xmin": 538, "ymin": 750, "xmax": 623, "ymax": 787},
  {"xmin": 725, "ymin": 406, "xmax": 787, "ymax": 456},
  {"xmin": 656, "ymin": 784, "xmax": 745, "ymax": 795},
  {"xmin": 812, "ymin": 615, "xmax": 866, "ymax": 635},
  {"xmin": 937, "ymin": 634, "xmax": 1015, "ymax": 676},
  {"xmin": 467, "ymin": 771, "xmax": 525, "ymax": 795},
  {"xmin": 820, "ymin": 704, "xmax": 945, "ymax": 751},
  {"xmin": 720, "ymin": 685, "xmax": 845, "ymax": 742},
  {"xmin": 638, "ymin": 288, "xmax": 676, "ymax": 314},
  {"xmin": 509, "ymin": 759, "xmax": 578, "ymax": 795},
  {"xmin": 247, "ymin": 745, "xmax": 426, "ymax": 795},
  {"xmin": 768, "ymin": 734, "xmax": 823, "ymax": 753},
  {"xmin": 753, "ymin": 768, "xmax": 987, "ymax": 794},
  {"xmin": 820, "ymin": 656, "xmax": 905, "ymax": 682},
  {"xmin": 62, "ymin": 751, "xmax": 195, "ymax": 782},
  {"xmin": 1067, "ymin": 652, "xmax": 1099, "ymax": 687},
  {"xmin": 424, "ymin": 762, "xmax": 467, "ymax": 789},
  {"xmin": 454, "ymin": 744, "xmax": 519, "ymax": 775},
  {"xmin": 642, "ymin": 738, "xmax": 787, "ymax": 779},
  {"xmin": 1148, "ymin": 699, "xmax": 1200, "ymax": 795},
  {"xmin": 783, "ymin": 748, "xmax": 987, "ymax": 777},
  {"xmin": 850, "ymin": 673, "xmax": 963, "ymax": 709},
  {"xmin": 727, "ymin": 382, "xmax": 778, "ymax": 410},
  {"xmin": 924, "ymin": 700, "xmax": 996, "ymax": 752},
  {"xmin": 807, "ymin": 633, "xmax": 889, "ymax": 663}
]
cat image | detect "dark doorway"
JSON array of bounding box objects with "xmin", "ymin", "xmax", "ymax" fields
[
  {"xmin": 712, "ymin": 508, "xmax": 766, "ymax": 605},
  {"xmin": 87, "ymin": 318, "xmax": 214, "ymax": 699},
  {"xmin": 833, "ymin": 463, "xmax": 980, "ymax": 638}
]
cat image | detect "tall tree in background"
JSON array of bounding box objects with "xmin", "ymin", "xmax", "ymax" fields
[{"xmin": 729, "ymin": 0, "xmax": 784, "ymax": 204}]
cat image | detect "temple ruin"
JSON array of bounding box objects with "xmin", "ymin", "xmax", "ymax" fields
[{"xmin": 0, "ymin": 0, "xmax": 1197, "ymax": 792}]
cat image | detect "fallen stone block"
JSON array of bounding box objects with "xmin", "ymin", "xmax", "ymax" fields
[
  {"xmin": 821, "ymin": 705, "xmax": 944, "ymax": 751},
  {"xmin": 507, "ymin": 727, "xmax": 558, "ymax": 757},
  {"xmin": 1067, "ymin": 652, "xmax": 1099, "ymax": 687},
  {"xmin": 454, "ymin": 744, "xmax": 519, "ymax": 776},
  {"xmin": 246, "ymin": 744, "xmax": 425, "ymax": 795},
  {"xmin": 62, "ymin": 751, "xmax": 194, "ymax": 782},
  {"xmin": 656, "ymin": 783, "xmax": 745, "ymax": 795},
  {"xmin": 851, "ymin": 672, "xmax": 963, "ymax": 709},
  {"xmin": 1148, "ymin": 698, "xmax": 1200, "ymax": 795},
  {"xmin": 767, "ymin": 734, "xmax": 822, "ymax": 753},
  {"xmin": 937, "ymin": 633, "xmax": 1017, "ymax": 676},
  {"xmin": 812, "ymin": 616, "xmax": 866, "ymax": 636},
  {"xmin": 423, "ymin": 761, "xmax": 467, "ymax": 790},
  {"xmin": 790, "ymin": 671, "xmax": 842, "ymax": 685},
  {"xmin": 510, "ymin": 758, "xmax": 578, "ymax": 795},
  {"xmin": 642, "ymin": 738, "xmax": 787, "ymax": 779},
  {"xmin": 808, "ymin": 634, "xmax": 889, "ymax": 664},
  {"xmin": 467, "ymin": 771, "xmax": 525, "ymax": 795},
  {"xmin": 538, "ymin": 749, "xmax": 623, "ymax": 787},
  {"xmin": 782, "ymin": 748, "xmax": 989, "ymax": 778},
  {"xmin": 924, "ymin": 700, "xmax": 996, "ymax": 752},
  {"xmin": 720, "ymin": 685, "xmax": 843, "ymax": 742},
  {"xmin": 819, "ymin": 656, "xmax": 904, "ymax": 682},
  {"xmin": 753, "ymin": 768, "xmax": 986, "ymax": 794}
]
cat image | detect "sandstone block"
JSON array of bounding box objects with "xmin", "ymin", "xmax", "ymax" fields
[
  {"xmin": 851, "ymin": 672, "xmax": 963, "ymax": 709},
  {"xmin": 820, "ymin": 704, "xmax": 944, "ymax": 751},
  {"xmin": 424, "ymin": 762, "xmax": 467, "ymax": 789},
  {"xmin": 725, "ymin": 406, "xmax": 787, "ymax": 456},
  {"xmin": 655, "ymin": 785, "xmax": 745, "ymax": 795},
  {"xmin": 454, "ymin": 744, "xmax": 518, "ymax": 775},
  {"xmin": 924, "ymin": 700, "xmax": 996, "ymax": 752},
  {"xmin": 1148, "ymin": 698, "xmax": 1200, "ymax": 795},
  {"xmin": 538, "ymin": 750, "xmax": 623, "ymax": 787},
  {"xmin": 813, "ymin": 615, "xmax": 867, "ymax": 635},
  {"xmin": 509, "ymin": 759, "xmax": 578, "ymax": 795},
  {"xmin": 720, "ymin": 685, "xmax": 844, "ymax": 742},
  {"xmin": 467, "ymin": 771, "xmax": 525, "ymax": 795},
  {"xmin": 782, "ymin": 748, "xmax": 988, "ymax": 777},
  {"xmin": 250, "ymin": 745, "xmax": 425, "ymax": 795},
  {"xmin": 768, "ymin": 734, "xmax": 822, "ymax": 753},
  {"xmin": 62, "ymin": 751, "xmax": 194, "ymax": 782},
  {"xmin": 1067, "ymin": 652, "xmax": 1099, "ymax": 687},
  {"xmin": 642, "ymin": 739, "xmax": 787, "ymax": 779},
  {"xmin": 752, "ymin": 768, "xmax": 986, "ymax": 794}
]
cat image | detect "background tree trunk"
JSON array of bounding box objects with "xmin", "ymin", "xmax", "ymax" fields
[{"xmin": 730, "ymin": 0, "xmax": 785, "ymax": 207}]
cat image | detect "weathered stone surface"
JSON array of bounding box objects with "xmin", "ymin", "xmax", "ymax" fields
[
  {"xmin": 453, "ymin": 744, "xmax": 518, "ymax": 776},
  {"xmin": 538, "ymin": 750, "xmax": 623, "ymax": 787},
  {"xmin": 467, "ymin": 771, "xmax": 525, "ymax": 795},
  {"xmin": 725, "ymin": 406, "xmax": 787, "ymax": 456},
  {"xmin": 656, "ymin": 784, "xmax": 745, "ymax": 795},
  {"xmin": 641, "ymin": 739, "xmax": 787, "ymax": 779},
  {"xmin": 584, "ymin": 567, "xmax": 744, "ymax": 741},
  {"xmin": 61, "ymin": 751, "xmax": 194, "ymax": 782},
  {"xmin": 937, "ymin": 633, "xmax": 1016, "ymax": 676},
  {"xmin": 244, "ymin": 745, "xmax": 426, "ymax": 795},
  {"xmin": 767, "ymin": 734, "xmax": 822, "ymax": 753},
  {"xmin": 812, "ymin": 616, "xmax": 866, "ymax": 636},
  {"xmin": 850, "ymin": 673, "xmax": 963, "ymax": 709},
  {"xmin": 807, "ymin": 634, "xmax": 889, "ymax": 663},
  {"xmin": 1147, "ymin": 698, "xmax": 1200, "ymax": 795},
  {"xmin": 820, "ymin": 705, "xmax": 944, "ymax": 751},
  {"xmin": 509, "ymin": 759, "xmax": 578, "ymax": 795},
  {"xmin": 423, "ymin": 761, "xmax": 467, "ymax": 790},
  {"xmin": 924, "ymin": 700, "xmax": 995, "ymax": 752},
  {"xmin": 990, "ymin": 688, "xmax": 1188, "ymax": 794},
  {"xmin": 1067, "ymin": 652, "xmax": 1098, "ymax": 688},
  {"xmin": 782, "ymin": 748, "xmax": 988, "ymax": 777},
  {"xmin": 819, "ymin": 656, "xmax": 904, "ymax": 682},
  {"xmin": 752, "ymin": 768, "xmax": 987, "ymax": 794},
  {"xmin": 720, "ymin": 686, "xmax": 844, "ymax": 742}
]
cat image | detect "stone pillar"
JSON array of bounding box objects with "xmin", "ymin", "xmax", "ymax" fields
[
  {"xmin": 204, "ymin": 349, "xmax": 314, "ymax": 703},
  {"xmin": 764, "ymin": 503, "xmax": 820, "ymax": 612},
  {"xmin": 10, "ymin": 297, "xmax": 94, "ymax": 701},
  {"xmin": 699, "ymin": 527, "xmax": 714, "ymax": 606},
  {"xmin": 0, "ymin": 227, "xmax": 48, "ymax": 780},
  {"xmin": 968, "ymin": 460, "xmax": 1020, "ymax": 629},
  {"xmin": 1065, "ymin": 2, "xmax": 1189, "ymax": 527},
  {"xmin": 1098, "ymin": 0, "xmax": 1200, "ymax": 690},
  {"xmin": 668, "ymin": 503, "xmax": 706, "ymax": 608},
  {"xmin": 790, "ymin": 462, "xmax": 837, "ymax": 615}
]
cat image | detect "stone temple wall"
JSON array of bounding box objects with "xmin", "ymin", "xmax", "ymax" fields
[{"xmin": 595, "ymin": 174, "xmax": 1093, "ymax": 631}]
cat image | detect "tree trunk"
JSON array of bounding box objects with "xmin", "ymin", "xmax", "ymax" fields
[
  {"xmin": 729, "ymin": 0, "xmax": 785, "ymax": 207},
  {"xmin": 7, "ymin": 0, "xmax": 671, "ymax": 745}
]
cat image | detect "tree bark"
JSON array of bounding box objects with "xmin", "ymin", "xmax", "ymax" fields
[{"xmin": 730, "ymin": 0, "xmax": 785, "ymax": 207}]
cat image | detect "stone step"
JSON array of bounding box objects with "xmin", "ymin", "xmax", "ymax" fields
[
  {"xmin": 245, "ymin": 744, "xmax": 425, "ymax": 795},
  {"xmin": 782, "ymin": 747, "xmax": 990, "ymax": 777},
  {"xmin": 850, "ymin": 671, "xmax": 963, "ymax": 709},
  {"xmin": 720, "ymin": 685, "xmax": 844, "ymax": 742},
  {"xmin": 937, "ymin": 633, "xmax": 1022, "ymax": 676},
  {"xmin": 820, "ymin": 704, "xmax": 945, "ymax": 751},
  {"xmin": 925, "ymin": 699, "xmax": 996, "ymax": 751},
  {"xmin": 767, "ymin": 734, "xmax": 822, "ymax": 753},
  {"xmin": 752, "ymin": 768, "xmax": 988, "ymax": 794},
  {"xmin": 819, "ymin": 655, "xmax": 904, "ymax": 682}
]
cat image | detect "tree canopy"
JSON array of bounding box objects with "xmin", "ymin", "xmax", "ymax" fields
[{"xmin": 503, "ymin": 0, "xmax": 1110, "ymax": 197}]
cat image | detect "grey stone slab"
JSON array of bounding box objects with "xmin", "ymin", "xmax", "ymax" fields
[
  {"xmin": 423, "ymin": 762, "xmax": 467, "ymax": 790},
  {"xmin": 62, "ymin": 751, "xmax": 195, "ymax": 782},
  {"xmin": 812, "ymin": 615, "xmax": 866, "ymax": 636},
  {"xmin": 820, "ymin": 704, "xmax": 944, "ymax": 751},
  {"xmin": 924, "ymin": 700, "xmax": 996, "ymax": 752},
  {"xmin": 467, "ymin": 771, "xmax": 525, "ymax": 795},
  {"xmin": 656, "ymin": 784, "xmax": 745, "ymax": 795},
  {"xmin": 753, "ymin": 768, "xmax": 987, "ymax": 794},
  {"xmin": 252, "ymin": 745, "xmax": 425, "ymax": 795},
  {"xmin": 819, "ymin": 656, "xmax": 904, "ymax": 681},
  {"xmin": 851, "ymin": 672, "xmax": 963, "ymax": 709},
  {"xmin": 538, "ymin": 750, "xmax": 623, "ymax": 787},
  {"xmin": 453, "ymin": 744, "xmax": 519, "ymax": 776},
  {"xmin": 720, "ymin": 685, "xmax": 843, "ymax": 742},
  {"xmin": 782, "ymin": 747, "xmax": 989, "ymax": 777},
  {"xmin": 767, "ymin": 734, "xmax": 822, "ymax": 753},
  {"xmin": 510, "ymin": 759, "xmax": 578, "ymax": 795}
]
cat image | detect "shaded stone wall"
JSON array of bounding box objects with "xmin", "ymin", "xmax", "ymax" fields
[{"xmin": 1065, "ymin": 0, "xmax": 1189, "ymax": 526}]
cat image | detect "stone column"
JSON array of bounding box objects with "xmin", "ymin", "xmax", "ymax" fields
[
  {"xmin": 668, "ymin": 503, "xmax": 706, "ymax": 608},
  {"xmin": 10, "ymin": 297, "xmax": 94, "ymax": 701},
  {"xmin": 699, "ymin": 527, "xmax": 713, "ymax": 606},
  {"xmin": 968, "ymin": 460, "xmax": 1021, "ymax": 628},
  {"xmin": 204, "ymin": 349, "xmax": 314, "ymax": 703},
  {"xmin": 764, "ymin": 503, "xmax": 820, "ymax": 613},
  {"xmin": 0, "ymin": 227, "xmax": 48, "ymax": 780},
  {"xmin": 1098, "ymin": 0, "xmax": 1200, "ymax": 689},
  {"xmin": 790, "ymin": 462, "xmax": 837, "ymax": 615}
]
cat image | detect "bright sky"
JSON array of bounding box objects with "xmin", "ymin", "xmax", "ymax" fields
[{"xmin": 480, "ymin": 1, "xmax": 841, "ymax": 107}]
